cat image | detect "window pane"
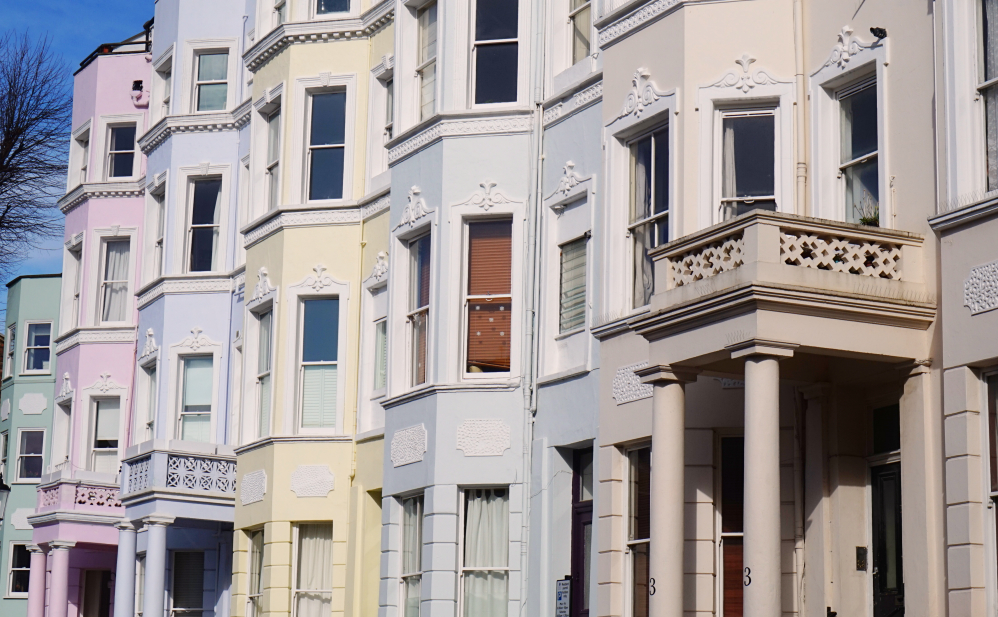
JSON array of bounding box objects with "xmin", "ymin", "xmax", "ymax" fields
[
  {"xmin": 308, "ymin": 147, "xmax": 345, "ymax": 200},
  {"xmin": 95, "ymin": 399, "xmax": 120, "ymax": 446},
  {"xmin": 985, "ymin": 0, "xmax": 998, "ymax": 81},
  {"xmin": 11, "ymin": 570, "xmax": 30, "ymax": 594},
  {"xmin": 631, "ymin": 542, "xmax": 649, "ymax": 617},
  {"xmin": 111, "ymin": 126, "xmax": 136, "ymax": 152},
  {"xmin": 12, "ymin": 544, "xmax": 30, "ymax": 568},
  {"xmin": 109, "ymin": 153, "xmax": 134, "ymax": 178},
  {"xmin": 183, "ymin": 357, "xmax": 214, "ymax": 411},
  {"xmin": 559, "ymin": 238, "xmax": 586, "ymax": 332},
  {"xmin": 301, "ymin": 365, "xmax": 337, "ymax": 428},
  {"xmin": 18, "ymin": 455, "xmax": 42, "ymax": 479},
  {"xmin": 420, "ymin": 62, "xmax": 437, "ymax": 121},
  {"xmin": 630, "ymin": 136, "xmax": 652, "ymax": 223},
  {"xmin": 411, "ymin": 311, "xmax": 428, "ymax": 386},
  {"xmin": 722, "ymin": 115, "xmax": 775, "ymax": 198},
  {"xmin": 181, "ymin": 415, "xmax": 211, "ymax": 442},
  {"xmin": 258, "ymin": 311, "xmax": 273, "ymax": 374},
  {"xmin": 26, "ymin": 324, "xmax": 51, "ymax": 371},
  {"xmin": 21, "ymin": 430, "xmax": 43, "ymax": 455},
  {"xmin": 985, "ymin": 84, "xmax": 998, "ymax": 190},
  {"xmin": 467, "ymin": 221, "xmax": 512, "ymax": 296},
  {"xmin": 259, "ymin": 373, "xmax": 271, "ymax": 437},
  {"xmin": 628, "ymin": 448, "xmax": 651, "ymax": 540},
  {"xmin": 475, "ymin": 43, "xmax": 518, "ymax": 104},
  {"xmin": 189, "ymin": 228, "xmax": 219, "ymax": 272},
  {"xmin": 198, "ymin": 53, "xmax": 228, "ymax": 81},
  {"xmin": 374, "ymin": 320, "xmax": 387, "ymax": 390},
  {"xmin": 404, "ymin": 577, "xmax": 421, "ymax": 617},
  {"xmin": 310, "ymin": 92, "xmax": 346, "ymax": 146},
  {"xmin": 411, "ymin": 236, "xmax": 431, "ymax": 310},
  {"xmin": 419, "ymin": 4, "xmax": 438, "ymax": 63},
  {"xmin": 653, "ymin": 130, "xmax": 669, "ymax": 220},
  {"xmin": 402, "ymin": 496, "xmax": 423, "ymax": 574},
  {"xmin": 302, "ymin": 299, "xmax": 339, "ymax": 362},
  {"xmin": 475, "ymin": 0, "xmax": 518, "ymax": 40},
  {"xmin": 463, "ymin": 488, "xmax": 509, "ymax": 616},
  {"xmin": 840, "ymin": 85, "xmax": 878, "ymax": 162},
  {"xmin": 571, "ymin": 5, "xmax": 591, "ymax": 64},
  {"xmin": 173, "ymin": 552, "xmax": 205, "ymax": 611},
  {"xmin": 267, "ymin": 109, "xmax": 281, "ymax": 164},
  {"xmin": 192, "ymin": 179, "xmax": 222, "ymax": 225},
  {"xmin": 197, "ymin": 83, "xmax": 228, "ymax": 111},
  {"xmin": 844, "ymin": 157, "xmax": 879, "ymax": 225},
  {"xmin": 316, "ymin": 0, "xmax": 349, "ymax": 14},
  {"xmin": 249, "ymin": 531, "xmax": 265, "ymax": 596},
  {"xmin": 720, "ymin": 437, "xmax": 744, "ymax": 533}
]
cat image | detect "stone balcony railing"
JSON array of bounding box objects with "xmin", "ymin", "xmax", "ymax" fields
[
  {"xmin": 36, "ymin": 471, "xmax": 123, "ymax": 515},
  {"xmin": 120, "ymin": 440, "xmax": 237, "ymax": 501},
  {"xmin": 649, "ymin": 210, "xmax": 931, "ymax": 316}
]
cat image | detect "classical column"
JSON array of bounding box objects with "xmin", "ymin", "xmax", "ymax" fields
[
  {"xmin": 113, "ymin": 521, "xmax": 138, "ymax": 617},
  {"xmin": 637, "ymin": 364, "xmax": 700, "ymax": 617},
  {"xmin": 730, "ymin": 341, "xmax": 795, "ymax": 617},
  {"xmin": 142, "ymin": 514, "xmax": 175, "ymax": 617},
  {"xmin": 26, "ymin": 545, "xmax": 47, "ymax": 617},
  {"xmin": 48, "ymin": 541, "xmax": 76, "ymax": 617}
]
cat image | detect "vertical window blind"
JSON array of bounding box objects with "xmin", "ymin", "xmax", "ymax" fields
[
  {"xmin": 559, "ymin": 238, "xmax": 587, "ymax": 333},
  {"xmin": 181, "ymin": 357, "xmax": 213, "ymax": 442},
  {"xmin": 466, "ymin": 221, "xmax": 512, "ymax": 373},
  {"xmin": 172, "ymin": 551, "xmax": 205, "ymax": 617},
  {"xmin": 300, "ymin": 299, "xmax": 339, "ymax": 429}
]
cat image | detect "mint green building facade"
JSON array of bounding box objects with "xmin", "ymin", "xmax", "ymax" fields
[{"xmin": 0, "ymin": 274, "xmax": 61, "ymax": 617}]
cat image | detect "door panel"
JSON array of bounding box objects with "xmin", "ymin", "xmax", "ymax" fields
[{"xmin": 872, "ymin": 463, "xmax": 904, "ymax": 617}]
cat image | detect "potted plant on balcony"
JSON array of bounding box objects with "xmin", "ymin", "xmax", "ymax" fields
[{"xmin": 854, "ymin": 190, "xmax": 880, "ymax": 227}]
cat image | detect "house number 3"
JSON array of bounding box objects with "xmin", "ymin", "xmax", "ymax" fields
[
  {"xmin": 648, "ymin": 578, "xmax": 656, "ymax": 595},
  {"xmin": 743, "ymin": 567, "xmax": 752, "ymax": 587}
]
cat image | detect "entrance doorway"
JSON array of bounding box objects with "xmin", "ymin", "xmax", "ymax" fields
[
  {"xmin": 871, "ymin": 463, "xmax": 904, "ymax": 617},
  {"xmin": 720, "ymin": 436, "xmax": 744, "ymax": 617},
  {"xmin": 81, "ymin": 570, "xmax": 113, "ymax": 617}
]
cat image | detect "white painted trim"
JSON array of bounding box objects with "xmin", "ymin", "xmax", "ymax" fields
[
  {"xmin": 165, "ymin": 328, "xmax": 224, "ymax": 443},
  {"xmin": 5, "ymin": 541, "xmax": 30, "ymax": 597},
  {"xmin": 19, "ymin": 320, "xmax": 54, "ymax": 376},
  {"xmin": 289, "ymin": 72, "xmax": 358, "ymax": 205},
  {"xmin": 86, "ymin": 227, "xmax": 139, "ymax": 328},
  {"xmin": 180, "ymin": 38, "xmax": 240, "ymax": 115},
  {"xmin": 172, "ymin": 163, "xmax": 234, "ymax": 275},
  {"xmin": 78, "ymin": 375, "xmax": 129, "ymax": 476},
  {"xmin": 13, "ymin": 428, "xmax": 46, "ymax": 484},
  {"xmin": 93, "ymin": 113, "xmax": 145, "ymax": 182}
]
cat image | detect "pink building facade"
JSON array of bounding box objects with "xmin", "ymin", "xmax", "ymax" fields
[{"xmin": 26, "ymin": 27, "xmax": 152, "ymax": 617}]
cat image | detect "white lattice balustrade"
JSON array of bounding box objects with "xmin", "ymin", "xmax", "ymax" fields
[
  {"xmin": 780, "ymin": 230, "xmax": 902, "ymax": 280},
  {"xmin": 166, "ymin": 454, "xmax": 237, "ymax": 493},
  {"xmin": 670, "ymin": 234, "xmax": 745, "ymax": 287}
]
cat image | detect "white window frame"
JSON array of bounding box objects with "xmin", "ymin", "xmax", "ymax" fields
[
  {"xmin": 399, "ymin": 493, "xmax": 424, "ymax": 617},
  {"xmin": 810, "ymin": 39, "xmax": 889, "ymax": 225},
  {"xmin": 61, "ymin": 234, "xmax": 84, "ymax": 334},
  {"xmin": 469, "ymin": 0, "xmax": 524, "ymax": 108},
  {"xmin": 77, "ymin": 376, "xmax": 128, "ymax": 477},
  {"xmin": 252, "ymin": 82, "xmax": 285, "ymax": 220},
  {"xmin": 6, "ymin": 541, "xmax": 31, "ymax": 598},
  {"xmin": 266, "ymin": 108, "xmax": 282, "ymax": 211},
  {"xmin": 290, "ymin": 523, "xmax": 335, "ymax": 615},
  {"xmin": 176, "ymin": 355, "xmax": 216, "ymax": 443},
  {"xmin": 417, "ymin": 3, "xmax": 438, "ymax": 121},
  {"xmin": 165, "ymin": 330, "xmax": 223, "ymax": 442},
  {"xmin": 405, "ymin": 232, "xmax": 432, "ymax": 389},
  {"xmin": 105, "ymin": 124, "xmax": 139, "ymax": 181},
  {"xmin": 296, "ymin": 297, "xmax": 340, "ymax": 434},
  {"xmin": 289, "ymin": 73, "xmax": 357, "ymax": 205},
  {"xmin": 358, "ymin": 268, "xmax": 388, "ymax": 434},
  {"xmin": 144, "ymin": 173, "xmax": 168, "ymax": 285},
  {"xmin": 193, "ymin": 51, "xmax": 231, "ymax": 113},
  {"xmin": 625, "ymin": 125, "xmax": 672, "ymax": 308},
  {"xmin": 151, "ymin": 45, "xmax": 175, "ymax": 125},
  {"xmin": 568, "ymin": 0, "xmax": 592, "ymax": 67},
  {"xmin": 92, "ymin": 113, "xmax": 144, "ymax": 182},
  {"xmin": 20, "ymin": 320, "xmax": 53, "ymax": 375},
  {"xmin": 247, "ymin": 529, "xmax": 265, "ymax": 617},
  {"xmin": 696, "ymin": 64, "xmax": 794, "ymax": 229},
  {"xmin": 456, "ymin": 486, "xmax": 512, "ymax": 617},
  {"xmin": 557, "ymin": 235, "xmax": 589, "ymax": 335},
  {"xmin": 302, "ymin": 0, "xmax": 356, "ymax": 20},
  {"xmin": 0, "ymin": 431, "xmax": 8, "ymax": 478},
  {"xmin": 460, "ymin": 218, "xmax": 515, "ymax": 380},
  {"xmin": 3, "ymin": 325, "xmax": 15, "ymax": 379},
  {"xmin": 89, "ymin": 397, "xmax": 122, "ymax": 473},
  {"xmin": 180, "ymin": 39, "xmax": 238, "ymax": 115},
  {"xmin": 281, "ymin": 269, "xmax": 349, "ymax": 436},
  {"xmin": 14, "ymin": 428, "xmax": 45, "ymax": 484},
  {"xmin": 69, "ymin": 120, "xmax": 92, "ymax": 189},
  {"xmin": 138, "ymin": 351, "xmax": 159, "ymax": 444},
  {"xmin": 92, "ymin": 233, "xmax": 136, "ymax": 326},
  {"xmin": 244, "ymin": 272, "xmax": 277, "ymax": 444},
  {"xmin": 366, "ymin": 60, "xmax": 394, "ymax": 188},
  {"xmin": 273, "ymin": 0, "xmax": 288, "ymax": 29},
  {"xmin": 255, "ymin": 307, "xmax": 275, "ymax": 440},
  {"xmin": 623, "ymin": 444, "xmax": 651, "ymax": 617},
  {"xmin": 172, "ymin": 164, "xmax": 232, "ymax": 275},
  {"xmin": 169, "ymin": 550, "xmax": 206, "ymax": 617},
  {"xmin": 51, "ymin": 401, "xmax": 72, "ymax": 473}
]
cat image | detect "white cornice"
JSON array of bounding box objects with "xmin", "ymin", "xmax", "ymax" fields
[
  {"xmin": 596, "ymin": 0, "xmax": 685, "ymax": 49},
  {"xmin": 137, "ymin": 275, "xmax": 237, "ymax": 308},
  {"xmin": 388, "ymin": 111, "xmax": 534, "ymax": 165},
  {"xmin": 27, "ymin": 510, "xmax": 123, "ymax": 527},
  {"xmin": 243, "ymin": 1, "xmax": 394, "ymax": 72},
  {"xmin": 138, "ymin": 100, "xmax": 252, "ymax": 154},
  {"xmin": 58, "ymin": 180, "xmax": 146, "ymax": 214},
  {"xmin": 243, "ymin": 207, "xmax": 363, "ymax": 248},
  {"xmin": 543, "ymin": 79, "xmax": 603, "ymax": 127},
  {"xmin": 54, "ymin": 327, "xmax": 137, "ymax": 355},
  {"xmin": 361, "ymin": 191, "xmax": 391, "ymax": 220},
  {"xmin": 930, "ymin": 194, "xmax": 998, "ymax": 232}
]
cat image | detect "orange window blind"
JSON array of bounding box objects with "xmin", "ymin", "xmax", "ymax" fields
[{"xmin": 466, "ymin": 220, "xmax": 512, "ymax": 372}]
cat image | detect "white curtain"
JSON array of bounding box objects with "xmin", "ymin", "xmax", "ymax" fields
[
  {"xmin": 722, "ymin": 121, "xmax": 737, "ymax": 199},
  {"xmin": 463, "ymin": 489, "xmax": 508, "ymax": 617},
  {"xmin": 101, "ymin": 240, "xmax": 130, "ymax": 322},
  {"xmin": 402, "ymin": 497, "xmax": 423, "ymax": 617},
  {"xmin": 210, "ymin": 185, "xmax": 222, "ymax": 271},
  {"xmin": 296, "ymin": 524, "xmax": 333, "ymax": 617},
  {"xmin": 631, "ymin": 144, "xmax": 652, "ymax": 308}
]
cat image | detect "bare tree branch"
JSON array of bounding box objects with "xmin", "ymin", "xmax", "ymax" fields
[{"xmin": 0, "ymin": 30, "xmax": 71, "ymax": 280}]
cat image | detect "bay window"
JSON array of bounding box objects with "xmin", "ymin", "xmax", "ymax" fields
[
  {"xmin": 465, "ymin": 221, "xmax": 512, "ymax": 374},
  {"xmin": 106, "ymin": 125, "xmax": 136, "ymax": 179},
  {"xmin": 418, "ymin": 3, "xmax": 438, "ymax": 120},
  {"xmin": 195, "ymin": 52, "xmax": 228, "ymax": 112},
  {"xmin": 559, "ymin": 237, "xmax": 587, "ymax": 333},
  {"xmin": 719, "ymin": 110, "xmax": 776, "ymax": 220},
  {"xmin": 16, "ymin": 429, "xmax": 43, "ymax": 481},
  {"xmin": 408, "ymin": 235, "xmax": 431, "ymax": 386},
  {"xmin": 627, "ymin": 446, "xmax": 651, "ymax": 617},
  {"xmin": 570, "ymin": 0, "xmax": 591, "ymax": 65},
  {"xmin": 23, "ymin": 322, "xmax": 51, "ymax": 373},
  {"xmin": 248, "ymin": 530, "xmax": 265, "ymax": 617},
  {"xmin": 401, "ymin": 495, "xmax": 424, "ymax": 617},
  {"xmin": 100, "ymin": 239, "xmax": 130, "ymax": 323},
  {"xmin": 90, "ymin": 399, "xmax": 120, "ymax": 473},
  {"xmin": 982, "ymin": 0, "xmax": 998, "ymax": 189},
  {"xmin": 628, "ymin": 127, "xmax": 669, "ymax": 307},
  {"xmin": 187, "ymin": 178, "xmax": 223, "ymax": 272},
  {"xmin": 473, "ymin": 0, "xmax": 518, "ymax": 104},
  {"xmin": 267, "ymin": 108, "xmax": 281, "ymax": 211},
  {"xmin": 257, "ymin": 310, "xmax": 273, "ymax": 438},
  {"xmin": 462, "ymin": 488, "xmax": 509, "ymax": 616},
  {"xmin": 294, "ymin": 523, "xmax": 333, "ymax": 617},
  {"xmin": 839, "ymin": 80, "xmax": 879, "ymax": 225},
  {"xmin": 308, "ymin": 92, "xmax": 346, "ymax": 201},
  {"xmin": 172, "ymin": 552, "xmax": 205, "ymax": 617},
  {"xmin": 180, "ymin": 356, "xmax": 213, "ymax": 442},
  {"xmin": 300, "ymin": 299, "xmax": 339, "ymax": 430},
  {"xmin": 4, "ymin": 325, "xmax": 14, "ymax": 377}
]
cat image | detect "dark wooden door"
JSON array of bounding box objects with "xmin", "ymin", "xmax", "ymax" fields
[
  {"xmin": 872, "ymin": 463, "xmax": 904, "ymax": 617},
  {"xmin": 572, "ymin": 449, "xmax": 594, "ymax": 617},
  {"xmin": 721, "ymin": 437, "xmax": 744, "ymax": 617}
]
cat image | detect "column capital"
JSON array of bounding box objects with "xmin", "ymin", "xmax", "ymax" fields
[
  {"xmin": 48, "ymin": 541, "xmax": 76, "ymax": 551},
  {"xmin": 637, "ymin": 364, "xmax": 701, "ymax": 385},
  {"xmin": 115, "ymin": 520, "xmax": 137, "ymax": 531},
  {"xmin": 727, "ymin": 338, "xmax": 798, "ymax": 360},
  {"xmin": 141, "ymin": 513, "xmax": 176, "ymax": 527},
  {"xmin": 26, "ymin": 544, "xmax": 44, "ymax": 554},
  {"xmin": 896, "ymin": 358, "xmax": 932, "ymax": 378}
]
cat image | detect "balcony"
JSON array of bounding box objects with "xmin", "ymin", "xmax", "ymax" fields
[
  {"xmin": 28, "ymin": 469, "xmax": 124, "ymax": 544},
  {"xmin": 633, "ymin": 211, "xmax": 935, "ymax": 366},
  {"xmin": 36, "ymin": 475, "xmax": 123, "ymax": 515},
  {"xmin": 120, "ymin": 440, "xmax": 237, "ymax": 521}
]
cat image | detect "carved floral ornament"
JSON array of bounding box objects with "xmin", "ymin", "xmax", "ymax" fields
[
  {"xmin": 392, "ymin": 186, "xmax": 433, "ymax": 231},
  {"xmin": 305, "ymin": 265, "xmax": 335, "ymax": 292},
  {"xmin": 179, "ymin": 327, "xmax": 216, "ymax": 352},
  {"xmin": 822, "ymin": 26, "xmax": 874, "ymax": 71},
  {"xmin": 59, "ymin": 373, "xmax": 73, "ymax": 398},
  {"xmin": 370, "ymin": 251, "xmax": 389, "ymax": 282},
  {"xmin": 91, "ymin": 372, "xmax": 124, "ymax": 394},
  {"xmin": 618, "ymin": 68, "xmax": 670, "ymax": 120},
  {"xmin": 140, "ymin": 328, "xmax": 159, "ymax": 360},
  {"xmin": 251, "ymin": 267, "xmax": 276, "ymax": 302},
  {"xmin": 709, "ymin": 54, "xmax": 788, "ymax": 94},
  {"xmin": 453, "ymin": 181, "xmax": 522, "ymax": 211},
  {"xmin": 546, "ymin": 161, "xmax": 592, "ymax": 207}
]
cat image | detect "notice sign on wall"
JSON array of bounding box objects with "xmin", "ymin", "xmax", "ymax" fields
[{"xmin": 556, "ymin": 578, "xmax": 571, "ymax": 616}]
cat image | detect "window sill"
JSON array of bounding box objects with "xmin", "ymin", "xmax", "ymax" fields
[
  {"xmin": 553, "ymin": 326, "xmax": 585, "ymax": 341},
  {"xmin": 3, "ymin": 595, "xmax": 29, "ymax": 600},
  {"xmin": 13, "ymin": 479, "xmax": 41, "ymax": 485},
  {"xmin": 19, "ymin": 371, "xmax": 52, "ymax": 377}
]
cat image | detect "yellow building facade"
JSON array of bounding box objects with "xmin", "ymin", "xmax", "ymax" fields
[{"xmin": 230, "ymin": 2, "xmax": 393, "ymax": 616}]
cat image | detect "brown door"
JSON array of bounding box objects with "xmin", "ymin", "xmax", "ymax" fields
[
  {"xmin": 81, "ymin": 570, "xmax": 113, "ymax": 617},
  {"xmin": 721, "ymin": 437, "xmax": 745, "ymax": 617},
  {"xmin": 872, "ymin": 463, "xmax": 904, "ymax": 617},
  {"xmin": 571, "ymin": 448, "xmax": 594, "ymax": 617}
]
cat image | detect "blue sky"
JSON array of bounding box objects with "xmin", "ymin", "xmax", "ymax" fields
[{"xmin": 0, "ymin": 0, "xmax": 154, "ymax": 319}]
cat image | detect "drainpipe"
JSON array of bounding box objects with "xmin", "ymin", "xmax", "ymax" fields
[{"xmin": 793, "ymin": 0, "xmax": 808, "ymax": 217}]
